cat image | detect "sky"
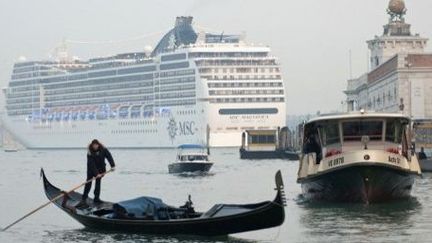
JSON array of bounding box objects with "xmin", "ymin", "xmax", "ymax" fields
[{"xmin": 0, "ymin": 0, "xmax": 431, "ymax": 115}]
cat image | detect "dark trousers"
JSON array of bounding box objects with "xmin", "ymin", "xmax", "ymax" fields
[{"xmin": 82, "ymin": 174, "xmax": 101, "ymax": 200}]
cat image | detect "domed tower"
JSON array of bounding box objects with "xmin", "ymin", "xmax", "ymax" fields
[{"xmin": 367, "ymin": 0, "xmax": 428, "ymax": 69}]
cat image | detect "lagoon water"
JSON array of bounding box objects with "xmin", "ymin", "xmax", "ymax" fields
[{"xmin": 1, "ymin": 148, "xmax": 432, "ymax": 242}]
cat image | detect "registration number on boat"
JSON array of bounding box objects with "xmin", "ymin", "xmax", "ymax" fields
[
  {"xmin": 328, "ymin": 157, "xmax": 344, "ymax": 167},
  {"xmin": 388, "ymin": 156, "xmax": 401, "ymax": 164}
]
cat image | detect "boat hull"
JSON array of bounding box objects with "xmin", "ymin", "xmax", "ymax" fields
[
  {"xmin": 65, "ymin": 201, "xmax": 284, "ymax": 235},
  {"xmin": 299, "ymin": 165, "xmax": 416, "ymax": 203},
  {"xmin": 240, "ymin": 148, "xmax": 299, "ymax": 160},
  {"xmin": 419, "ymin": 159, "xmax": 432, "ymax": 172},
  {"xmin": 168, "ymin": 162, "xmax": 213, "ymax": 174}
]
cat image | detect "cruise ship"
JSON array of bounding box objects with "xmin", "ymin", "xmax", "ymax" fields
[{"xmin": 1, "ymin": 17, "xmax": 286, "ymax": 148}]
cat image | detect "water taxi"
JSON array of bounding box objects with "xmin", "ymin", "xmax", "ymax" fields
[{"xmin": 297, "ymin": 111, "xmax": 421, "ymax": 203}]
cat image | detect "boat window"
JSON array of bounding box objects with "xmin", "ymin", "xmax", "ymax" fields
[
  {"xmin": 119, "ymin": 107, "xmax": 129, "ymax": 119},
  {"xmin": 385, "ymin": 119, "xmax": 403, "ymax": 143},
  {"xmin": 318, "ymin": 122, "xmax": 340, "ymax": 145},
  {"xmin": 342, "ymin": 121, "xmax": 383, "ymax": 141},
  {"xmin": 193, "ymin": 155, "xmax": 207, "ymax": 161},
  {"xmin": 250, "ymin": 135, "xmax": 275, "ymax": 144}
]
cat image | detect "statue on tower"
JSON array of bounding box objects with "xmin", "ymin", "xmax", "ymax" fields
[{"xmin": 387, "ymin": 0, "xmax": 407, "ymax": 22}]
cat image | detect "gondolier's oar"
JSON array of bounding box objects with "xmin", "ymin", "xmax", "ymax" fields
[{"xmin": 2, "ymin": 168, "xmax": 114, "ymax": 231}]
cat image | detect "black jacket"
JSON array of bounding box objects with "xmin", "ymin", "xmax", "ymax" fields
[{"xmin": 87, "ymin": 147, "xmax": 115, "ymax": 176}]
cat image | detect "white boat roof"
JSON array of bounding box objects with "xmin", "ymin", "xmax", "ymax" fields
[
  {"xmin": 305, "ymin": 111, "xmax": 409, "ymax": 125},
  {"xmin": 178, "ymin": 152, "xmax": 208, "ymax": 155}
]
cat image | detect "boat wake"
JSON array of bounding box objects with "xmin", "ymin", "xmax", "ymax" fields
[{"xmin": 173, "ymin": 171, "xmax": 216, "ymax": 178}]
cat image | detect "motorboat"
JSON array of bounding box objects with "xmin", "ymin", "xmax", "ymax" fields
[
  {"xmin": 168, "ymin": 144, "xmax": 213, "ymax": 174},
  {"xmin": 297, "ymin": 111, "xmax": 421, "ymax": 203}
]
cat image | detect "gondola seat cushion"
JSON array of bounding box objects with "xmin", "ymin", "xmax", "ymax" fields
[{"xmin": 112, "ymin": 196, "xmax": 170, "ymax": 219}]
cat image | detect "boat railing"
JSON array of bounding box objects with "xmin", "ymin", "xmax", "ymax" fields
[{"xmin": 177, "ymin": 153, "xmax": 209, "ymax": 162}]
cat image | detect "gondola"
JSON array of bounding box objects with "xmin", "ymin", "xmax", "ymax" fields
[{"xmin": 41, "ymin": 169, "xmax": 286, "ymax": 235}]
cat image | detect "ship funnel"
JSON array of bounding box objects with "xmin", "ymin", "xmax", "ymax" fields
[
  {"xmin": 175, "ymin": 16, "xmax": 193, "ymax": 27},
  {"xmin": 151, "ymin": 16, "xmax": 197, "ymax": 56}
]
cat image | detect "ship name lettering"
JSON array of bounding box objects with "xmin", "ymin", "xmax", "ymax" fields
[{"xmin": 178, "ymin": 121, "xmax": 195, "ymax": 136}]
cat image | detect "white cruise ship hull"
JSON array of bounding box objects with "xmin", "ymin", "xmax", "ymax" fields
[
  {"xmin": 2, "ymin": 111, "xmax": 207, "ymax": 149},
  {"xmin": 2, "ymin": 103, "xmax": 285, "ymax": 148}
]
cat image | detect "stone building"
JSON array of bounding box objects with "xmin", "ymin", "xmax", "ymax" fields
[{"xmin": 345, "ymin": 0, "xmax": 432, "ymax": 120}]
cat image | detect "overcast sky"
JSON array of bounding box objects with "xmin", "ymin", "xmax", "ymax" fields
[{"xmin": 0, "ymin": 0, "xmax": 431, "ymax": 115}]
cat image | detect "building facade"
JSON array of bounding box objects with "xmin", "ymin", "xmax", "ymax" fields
[
  {"xmin": 345, "ymin": 0, "xmax": 432, "ymax": 149},
  {"xmin": 345, "ymin": 0, "xmax": 432, "ymax": 120}
]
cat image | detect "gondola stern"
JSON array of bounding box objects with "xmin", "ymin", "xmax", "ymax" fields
[
  {"xmin": 40, "ymin": 168, "xmax": 47, "ymax": 183},
  {"xmin": 40, "ymin": 168, "xmax": 64, "ymax": 202},
  {"xmin": 40, "ymin": 168, "xmax": 50, "ymax": 191},
  {"xmin": 40, "ymin": 168, "xmax": 53, "ymax": 192},
  {"xmin": 274, "ymin": 170, "xmax": 287, "ymax": 207}
]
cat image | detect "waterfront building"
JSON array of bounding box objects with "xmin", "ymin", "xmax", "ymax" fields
[{"xmin": 345, "ymin": 0, "xmax": 432, "ymax": 148}]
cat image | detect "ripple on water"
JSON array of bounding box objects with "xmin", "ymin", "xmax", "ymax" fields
[
  {"xmin": 297, "ymin": 198, "xmax": 422, "ymax": 242},
  {"xmin": 53, "ymin": 169, "xmax": 81, "ymax": 174},
  {"xmin": 42, "ymin": 229, "xmax": 256, "ymax": 243}
]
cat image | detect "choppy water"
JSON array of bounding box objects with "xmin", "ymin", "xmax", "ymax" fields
[{"xmin": 1, "ymin": 148, "xmax": 432, "ymax": 243}]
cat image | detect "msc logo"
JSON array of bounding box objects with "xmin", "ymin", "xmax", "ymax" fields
[
  {"xmin": 167, "ymin": 118, "xmax": 178, "ymax": 142},
  {"xmin": 167, "ymin": 117, "xmax": 196, "ymax": 142}
]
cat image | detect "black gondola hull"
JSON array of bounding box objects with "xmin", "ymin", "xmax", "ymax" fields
[
  {"xmin": 299, "ymin": 165, "xmax": 416, "ymax": 203},
  {"xmin": 64, "ymin": 202, "xmax": 284, "ymax": 235},
  {"xmin": 41, "ymin": 169, "xmax": 285, "ymax": 236}
]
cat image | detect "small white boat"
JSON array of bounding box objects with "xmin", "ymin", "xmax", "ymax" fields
[
  {"xmin": 4, "ymin": 148, "xmax": 18, "ymax": 152},
  {"xmin": 168, "ymin": 144, "xmax": 213, "ymax": 174},
  {"xmin": 419, "ymin": 159, "xmax": 432, "ymax": 172},
  {"xmin": 417, "ymin": 148, "xmax": 432, "ymax": 172}
]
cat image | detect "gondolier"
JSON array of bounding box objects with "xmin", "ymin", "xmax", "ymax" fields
[{"xmin": 78, "ymin": 139, "xmax": 115, "ymax": 206}]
